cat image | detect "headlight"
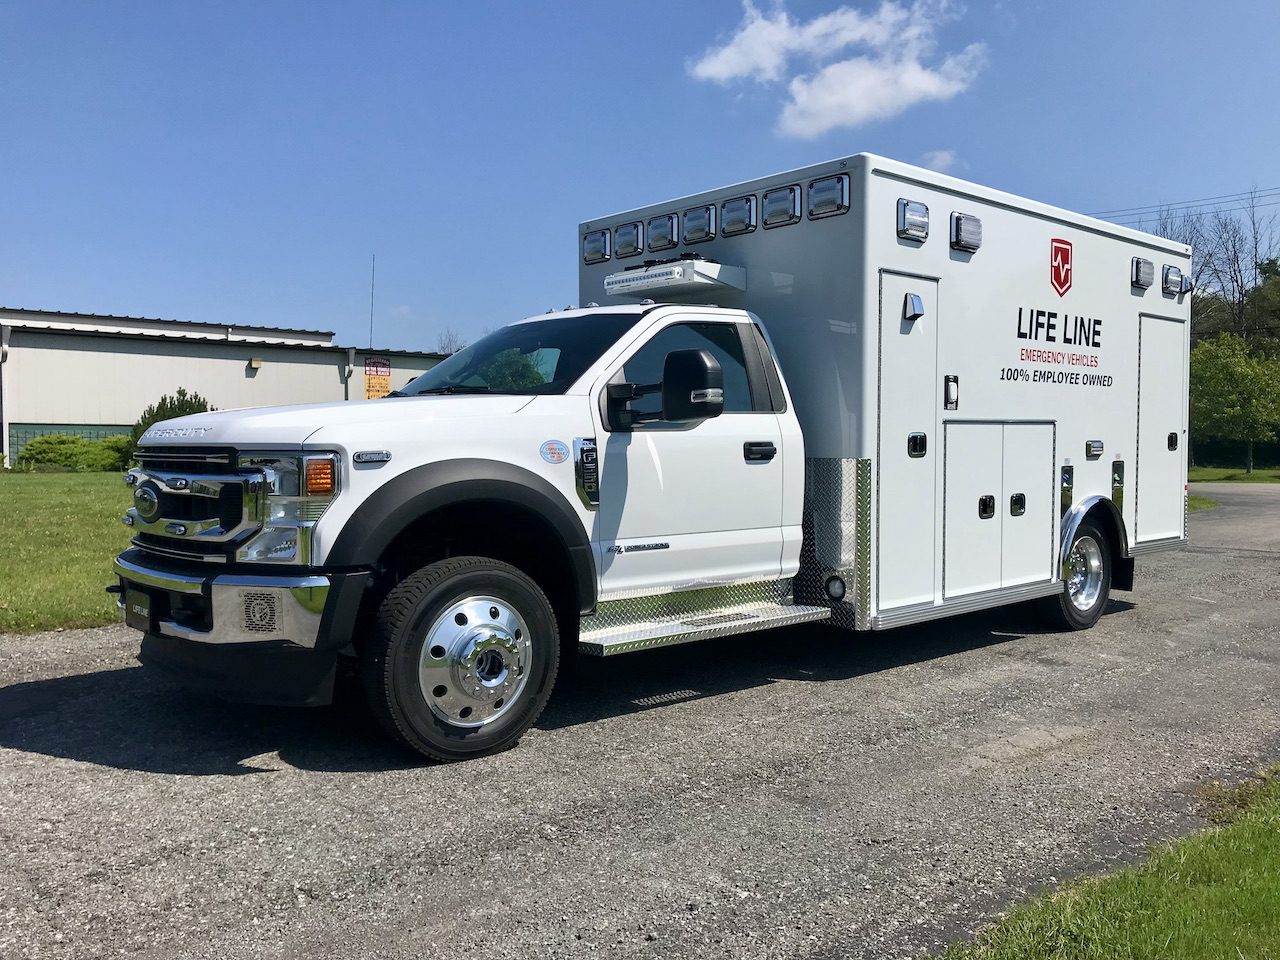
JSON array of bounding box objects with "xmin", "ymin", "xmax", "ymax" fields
[{"xmin": 236, "ymin": 453, "xmax": 338, "ymax": 564}]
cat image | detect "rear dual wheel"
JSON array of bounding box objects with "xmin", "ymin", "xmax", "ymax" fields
[
  {"xmin": 362, "ymin": 556, "xmax": 559, "ymax": 762},
  {"xmin": 1044, "ymin": 519, "xmax": 1111, "ymax": 630}
]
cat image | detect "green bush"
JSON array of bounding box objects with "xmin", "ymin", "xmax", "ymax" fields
[
  {"xmin": 16, "ymin": 434, "xmax": 96, "ymax": 471},
  {"xmin": 14, "ymin": 433, "xmax": 134, "ymax": 472},
  {"xmin": 86, "ymin": 434, "xmax": 134, "ymax": 472}
]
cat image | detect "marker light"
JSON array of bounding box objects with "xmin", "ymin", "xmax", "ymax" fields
[
  {"xmin": 582, "ymin": 229, "xmax": 610, "ymax": 264},
  {"xmin": 305, "ymin": 456, "xmax": 336, "ymax": 496},
  {"xmin": 897, "ymin": 199, "xmax": 929, "ymax": 241},
  {"xmin": 762, "ymin": 185, "xmax": 801, "ymax": 228},
  {"xmin": 808, "ymin": 175, "xmax": 849, "ymax": 219},
  {"xmin": 721, "ymin": 196, "xmax": 756, "ymax": 236},
  {"xmin": 614, "ymin": 222, "xmax": 643, "ymax": 258},
  {"xmin": 949, "ymin": 212, "xmax": 982, "ymax": 252},
  {"xmin": 1162, "ymin": 264, "xmax": 1184, "ymax": 295},
  {"xmin": 683, "ymin": 205, "xmax": 715, "ymax": 243},
  {"xmin": 647, "ymin": 214, "xmax": 677, "ymax": 251},
  {"xmin": 1131, "ymin": 257, "xmax": 1154, "ymax": 289}
]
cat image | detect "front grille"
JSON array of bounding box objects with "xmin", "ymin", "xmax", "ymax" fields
[
  {"xmin": 130, "ymin": 447, "xmax": 257, "ymax": 564},
  {"xmin": 135, "ymin": 446, "xmax": 237, "ymax": 473}
]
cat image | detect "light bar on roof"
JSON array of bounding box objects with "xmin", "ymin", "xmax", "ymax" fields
[{"xmin": 603, "ymin": 259, "xmax": 746, "ymax": 298}]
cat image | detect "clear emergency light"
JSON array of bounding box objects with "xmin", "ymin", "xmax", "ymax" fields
[
  {"xmin": 1162, "ymin": 264, "xmax": 1184, "ymax": 295},
  {"xmin": 808, "ymin": 175, "xmax": 849, "ymax": 219},
  {"xmin": 722, "ymin": 196, "xmax": 756, "ymax": 235},
  {"xmin": 683, "ymin": 205, "xmax": 716, "ymax": 243},
  {"xmin": 603, "ymin": 259, "xmax": 746, "ymax": 298},
  {"xmin": 896, "ymin": 199, "xmax": 929, "ymax": 241},
  {"xmin": 762, "ymin": 185, "xmax": 801, "ymax": 228},
  {"xmin": 1131, "ymin": 257, "xmax": 1154, "ymax": 289},
  {"xmin": 582, "ymin": 230, "xmax": 610, "ymax": 264},
  {"xmin": 949, "ymin": 212, "xmax": 983, "ymax": 252},
  {"xmin": 615, "ymin": 221, "xmax": 643, "ymax": 258},
  {"xmin": 648, "ymin": 214, "xmax": 678, "ymax": 251}
]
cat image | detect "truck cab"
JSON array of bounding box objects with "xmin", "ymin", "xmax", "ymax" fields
[{"xmin": 116, "ymin": 302, "xmax": 812, "ymax": 761}]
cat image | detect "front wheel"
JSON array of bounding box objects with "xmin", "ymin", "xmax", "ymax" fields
[
  {"xmin": 1044, "ymin": 519, "xmax": 1111, "ymax": 630},
  {"xmin": 362, "ymin": 556, "xmax": 560, "ymax": 761}
]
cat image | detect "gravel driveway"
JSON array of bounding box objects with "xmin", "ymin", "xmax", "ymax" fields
[{"xmin": 2, "ymin": 485, "xmax": 1277, "ymax": 960}]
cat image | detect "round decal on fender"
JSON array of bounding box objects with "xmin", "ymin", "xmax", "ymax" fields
[{"xmin": 540, "ymin": 440, "xmax": 569, "ymax": 464}]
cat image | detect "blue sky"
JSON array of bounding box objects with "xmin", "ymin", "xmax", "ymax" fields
[{"xmin": 2, "ymin": 1, "xmax": 1277, "ymax": 350}]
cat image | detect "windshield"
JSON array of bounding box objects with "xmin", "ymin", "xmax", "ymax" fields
[{"xmin": 397, "ymin": 312, "xmax": 641, "ymax": 397}]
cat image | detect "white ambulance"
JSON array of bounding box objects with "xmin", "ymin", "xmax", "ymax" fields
[{"xmin": 113, "ymin": 154, "xmax": 1191, "ymax": 760}]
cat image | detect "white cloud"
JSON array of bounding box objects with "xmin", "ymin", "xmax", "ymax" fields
[
  {"xmin": 690, "ymin": 1, "xmax": 986, "ymax": 139},
  {"xmin": 919, "ymin": 148, "xmax": 959, "ymax": 173}
]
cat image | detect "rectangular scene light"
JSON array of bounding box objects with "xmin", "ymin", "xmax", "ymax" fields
[{"xmin": 897, "ymin": 199, "xmax": 929, "ymax": 241}]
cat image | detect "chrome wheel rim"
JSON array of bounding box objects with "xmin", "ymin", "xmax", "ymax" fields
[
  {"xmin": 418, "ymin": 595, "xmax": 531, "ymax": 729},
  {"xmin": 1066, "ymin": 536, "xmax": 1104, "ymax": 612}
]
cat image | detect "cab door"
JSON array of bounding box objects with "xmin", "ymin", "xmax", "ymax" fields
[{"xmin": 591, "ymin": 317, "xmax": 785, "ymax": 600}]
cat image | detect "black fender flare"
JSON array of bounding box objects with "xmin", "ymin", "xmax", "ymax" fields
[{"xmin": 324, "ymin": 458, "xmax": 597, "ymax": 615}]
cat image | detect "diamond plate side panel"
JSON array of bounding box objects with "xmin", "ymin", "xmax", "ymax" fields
[{"xmin": 796, "ymin": 457, "xmax": 872, "ymax": 630}]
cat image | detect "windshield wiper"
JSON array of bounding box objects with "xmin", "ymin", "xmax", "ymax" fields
[{"xmin": 412, "ymin": 384, "xmax": 496, "ymax": 396}]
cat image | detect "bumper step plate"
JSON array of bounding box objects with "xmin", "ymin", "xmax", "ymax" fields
[{"xmin": 578, "ymin": 601, "xmax": 831, "ymax": 657}]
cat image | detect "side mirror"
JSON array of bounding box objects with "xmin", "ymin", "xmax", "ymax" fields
[{"xmin": 661, "ymin": 349, "xmax": 724, "ymax": 423}]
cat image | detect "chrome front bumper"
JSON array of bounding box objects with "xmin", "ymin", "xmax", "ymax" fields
[{"xmin": 113, "ymin": 553, "xmax": 330, "ymax": 648}]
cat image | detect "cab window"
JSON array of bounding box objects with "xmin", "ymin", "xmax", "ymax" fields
[{"xmin": 622, "ymin": 322, "xmax": 753, "ymax": 417}]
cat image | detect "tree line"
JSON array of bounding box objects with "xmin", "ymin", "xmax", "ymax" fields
[{"xmin": 1147, "ymin": 192, "xmax": 1280, "ymax": 472}]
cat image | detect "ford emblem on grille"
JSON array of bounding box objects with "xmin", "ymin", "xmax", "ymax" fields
[{"xmin": 133, "ymin": 484, "xmax": 161, "ymax": 521}]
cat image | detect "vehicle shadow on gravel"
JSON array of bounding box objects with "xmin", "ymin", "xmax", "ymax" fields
[
  {"xmin": 0, "ymin": 598, "xmax": 1132, "ymax": 774},
  {"xmin": 0, "ymin": 664, "xmax": 413, "ymax": 776},
  {"xmin": 539, "ymin": 597, "xmax": 1135, "ymax": 731}
]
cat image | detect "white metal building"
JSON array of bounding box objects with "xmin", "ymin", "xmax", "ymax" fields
[{"xmin": 0, "ymin": 307, "xmax": 443, "ymax": 465}]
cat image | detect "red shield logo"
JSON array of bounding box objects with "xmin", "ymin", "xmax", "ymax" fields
[{"xmin": 1050, "ymin": 238, "xmax": 1073, "ymax": 297}]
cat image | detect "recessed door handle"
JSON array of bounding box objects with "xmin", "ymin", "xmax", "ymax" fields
[
  {"xmin": 1168, "ymin": 432, "xmax": 1178, "ymax": 451},
  {"xmin": 1010, "ymin": 493, "xmax": 1025, "ymax": 516},
  {"xmin": 907, "ymin": 432, "xmax": 927, "ymax": 458},
  {"xmin": 744, "ymin": 441, "xmax": 777, "ymax": 462},
  {"xmin": 978, "ymin": 495, "xmax": 995, "ymax": 519}
]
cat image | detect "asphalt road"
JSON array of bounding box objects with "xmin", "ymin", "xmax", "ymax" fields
[{"xmin": 1, "ymin": 485, "xmax": 1277, "ymax": 960}]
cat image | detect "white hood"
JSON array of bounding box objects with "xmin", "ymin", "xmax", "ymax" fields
[{"xmin": 139, "ymin": 395, "xmax": 536, "ymax": 448}]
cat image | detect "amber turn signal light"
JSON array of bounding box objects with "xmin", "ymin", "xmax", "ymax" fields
[{"xmin": 304, "ymin": 457, "xmax": 335, "ymax": 496}]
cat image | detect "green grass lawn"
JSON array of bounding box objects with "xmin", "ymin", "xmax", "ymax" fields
[
  {"xmin": 942, "ymin": 769, "xmax": 1280, "ymax": 960},
  {"xmin": 1187, "ymin": 495, "xmax": 1219, "ymax": 513},
  {"xmin": 1188, "ymin": 466, "xmax": 1280, "ymax": 483},
  {"xmin": 0, "ymin": 472, "xmax": 133, "ymax": 634}
]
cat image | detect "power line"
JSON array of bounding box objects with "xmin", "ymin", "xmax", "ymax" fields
[
  {"xmin": 1110, "ymin": 197, "xmax": 1280, "ymax": 229},
  {"xmin": 1091, "ymin": 186, "xmax": 1280, "ymax": 218}
]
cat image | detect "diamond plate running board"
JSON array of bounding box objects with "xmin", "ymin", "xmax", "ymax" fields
[{"xmin": 577, "ymin": 601, "xmax": 831, "ymax": 657}]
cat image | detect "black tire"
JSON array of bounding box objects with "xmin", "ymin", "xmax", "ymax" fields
[
  {"xmin": 1044, "ymin": 519, "xmax": 1112, "ymax": 630},
  {"xmin": 362, "ymin": 556, "xmax": 559, "ymax": 762}
]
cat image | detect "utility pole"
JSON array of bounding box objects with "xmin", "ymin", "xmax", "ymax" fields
[{"xmin": 368, "ymin": 253, "xmax": 376, "ymax": 348}]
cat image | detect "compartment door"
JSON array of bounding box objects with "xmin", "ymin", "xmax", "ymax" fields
[
  {"xmin": 1136, "ymin": 315, "xmax": 1188, "ymax": 542},
  {"xmin": 1000, "ymin": 423, "xmax": 1055, "ymax": 587},
  {"xmin": 876, "ymin": 273, "xmax": 939, "ymax": 611},
  {"xmin": 943, "ymin": 423, "xmax": 1003, "ymax": 599}
]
